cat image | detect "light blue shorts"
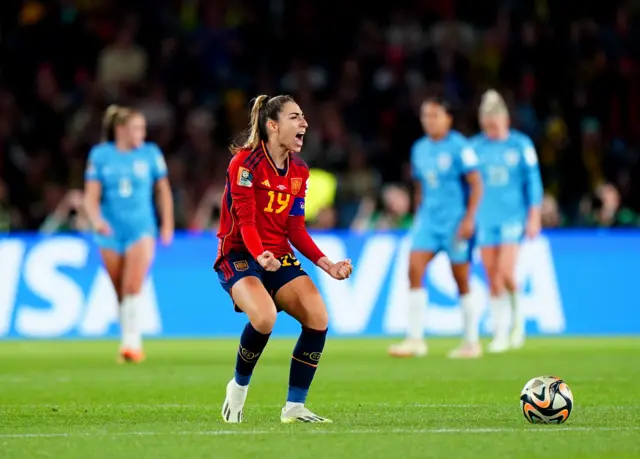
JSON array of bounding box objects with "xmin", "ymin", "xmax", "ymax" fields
[
  {"xmin": 410, "ymin": 222, "xmax": 474, "ymax": 264},
  {"xmin": 94, "ymin": 228, "xmax": 155, "ymax": 254},
  {"xmin": 477, "ymin": 221, "xmax": 524, "ymax": 247}
]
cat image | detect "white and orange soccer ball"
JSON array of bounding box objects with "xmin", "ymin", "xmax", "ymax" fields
[{"xmin": 520, "ymin": 376, "xmax": 574, "ymax": 424}]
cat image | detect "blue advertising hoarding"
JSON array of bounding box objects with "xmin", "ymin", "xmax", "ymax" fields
[{"xmin": 0, "ymin": 230, "xmax": 638, "ymax": 339}]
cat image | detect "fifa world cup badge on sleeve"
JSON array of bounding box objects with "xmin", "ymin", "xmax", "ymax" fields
[
  {"xmin": 291, "ymin": 178, "xmax": 302, "ymax": 195},
  {"xmin": 237, "ymin": 167, "xmax": 253, "ymax": 187}
]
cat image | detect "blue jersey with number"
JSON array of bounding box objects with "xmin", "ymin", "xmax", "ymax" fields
[
  {"xmin": 84, "ymin": 142, "xmax": 167, "ymax": 235},
  {"xmin": 471, "ymin": 130, "xmax": 543, "ymax": 227},
  {"xmin": 411, "ymin": 130, "xmax": 478, "ymax": 231}
]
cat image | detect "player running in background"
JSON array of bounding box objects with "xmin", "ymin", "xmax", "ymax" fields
[
  {"xmin": 388, "ymin": 97, "xmax": 483, "ymax": 359},
  {"xmin": 84, "ymin": 105, "xmax": 174, "ymax": 363},
  {"xmin": 215, "ymin": 95, "xmax": 353, "ymax": 424},
  {"xmin": 471, "ymin": 90, "xmax": 543, "ymax": 353}
]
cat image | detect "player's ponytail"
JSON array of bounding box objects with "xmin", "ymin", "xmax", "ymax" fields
[
  {"xmin": 230, "ymin": 95, "xmax": 269, "ymax": 154},
  {"xmin": 229, "ymin": 94, "xmax": 295, "ymax": 154},
  {"xmin": 101, "ymin": 105, "xmax": 138, "ymax": 142},
  {"xmin": 101, "ymin": 105, "xmax": 121, "ymax": 142},
  {"xmin": 247, "ymin": 95, "xmax": 269, "ymax": 149}
]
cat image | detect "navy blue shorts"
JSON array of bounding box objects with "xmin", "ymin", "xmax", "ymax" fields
[{"xmin": 216, "ymin": 252, "xmax": 308, "ymax": 312}]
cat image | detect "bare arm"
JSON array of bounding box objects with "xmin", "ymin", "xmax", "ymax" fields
[
  {"xmin": 192, "ymin": 187, "xmax": 221, "ymax": 230},
  {"xmin": 413, "ymin": 180, "xmax": 422, "ymax": 212},
  {"xmin": 154, "ymin": 177, "xmax": 174, "ymax": 232},
  {"xmin": 350, "ymin": 196, "xmax": 376, "ymax": 231},
  {"xmin": 464, "ymin": 170, "xmax": 483, "ymax": 219},
  {"xmin": 83, "ymin": 181, "xmax": 103, "ymax": 229}
]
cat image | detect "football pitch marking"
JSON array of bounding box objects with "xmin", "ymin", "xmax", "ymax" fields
[
  {"xmin": 1, "ymin": 426, "xmax": 639, "ymax": 439},
  {"xmin": 4, "ymin": 403, "xmax": 638, "ymax": 410}
]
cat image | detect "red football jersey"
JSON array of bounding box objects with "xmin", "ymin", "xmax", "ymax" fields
[{"xmin": 215, "ymin": 142, "xmax": 310, "ymax": 266}]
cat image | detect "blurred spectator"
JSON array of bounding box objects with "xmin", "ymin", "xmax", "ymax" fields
[
  {"xmin": 351, "ymin": 184, "xmax": 412, "ymax": 231},
  {"xmin": 579, "ymin": 183, "xmax": 627, "ymax": 227},
  {"xmin": 39, "ymin": 189, "xmax": 89, "ymax": 234},
  {"xmin": 309, "ymin": 207, "xmax": 339, "ymax": 230},
  {"xmin": 540, "ymin": 193, "xmax": 564, "ymax": 228},
  {"xmin": 191, "ymin": 185, "xmax": 223, "ymax": 232},
  {"xmin": 0, "ymin": 1, "xmax": 639, "ymax": 232},
  {"xmin": 0, "ymin": 179, "xmax": 20, "ymax": 231},
  {"xmin": 97, "ymin": 25, "xmax": 148, "ymax": 98}
]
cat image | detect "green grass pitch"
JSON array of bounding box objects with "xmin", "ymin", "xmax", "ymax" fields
[{"xmin": 1, "ymin": 338, "xmax": 639, "ymax": 459}]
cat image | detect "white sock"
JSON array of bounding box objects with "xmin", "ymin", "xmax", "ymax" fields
[
  {"xmin": 407, "ymin": 288, "xmax": 427, "ymax": 340},
  {"xmin": 508, "ymin": 291, "xmax": 523, "ymax": 333},
  {"xmin": 285, "ymin": 401, "xmax": 303, "ymax": 411},
  {"xmin": 460, "ymin": 292, "xmax": 480, "ymax": 345},
  {"xmin": 489, "ymin": 295, "xmax": 511, "ymax": 342},
  {"xmin": 120, "ymin": 294, "xmax": 142, "ymax": 351}
]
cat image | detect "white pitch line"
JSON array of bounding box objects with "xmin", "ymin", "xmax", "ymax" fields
[
  {"xmin": 3, "ymin": 403, "xmax": 637, "ymax": 410},
  {"xmin": 1, "ymin": 403, "xmax": 483, "ymax": 409},
  {"xmin": 1, "ymin": 426, "xmax": 639, "ymax": 439}
]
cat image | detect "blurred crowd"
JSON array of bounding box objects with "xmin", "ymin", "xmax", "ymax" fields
[{"xmin": 1, "ymin": 0, "xmax": 640, "ymax": 234}]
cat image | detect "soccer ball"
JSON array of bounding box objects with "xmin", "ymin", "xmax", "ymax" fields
[{"xmin": 520, "ymin": 375, "xmax": 574, "ymax": 424}]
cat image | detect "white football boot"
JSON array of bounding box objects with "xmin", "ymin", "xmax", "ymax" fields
[
  {"xmin": 281, "ymin": 404, "xmax": 332, "ymax": 423},
  {"xmin": 487, "ymin": 338, "xmax": 511, "ymax": 353},
  {"xmin": 510, "ymin": 323, "xmax": 526, "ymax": 350},
  {"xmin": 447, "ymin": 341, "xmax": 482, "ymax": 359},
  {"xmin": 221, "ymin": 379, "xmax": 248, "ymax": 423},
  {"xmin": 388, "ymin": 339, "xmax": 427, "ymax": 357}
]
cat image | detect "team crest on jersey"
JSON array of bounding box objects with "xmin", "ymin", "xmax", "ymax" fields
[
  {"xmin": 291, "ymin": 178, "xmax": 302, "ymax": 195},
  {"xmin": 504, "ymin": 149, "xmax": 520, "ymax": 166},
  {"xmin": 237, "ymin": 167, "xmax": 253, "ymax": 187},
  {"xmin": 234, "ymin": 260, "xmax": 249, "ymax": 271},
  {"xmin": 133, "ymin": 160, "xmax": 148, "ymax": 177},
  {"xmin": 437, "ymin": 153, "xmax": 452, "ymax": 171}
]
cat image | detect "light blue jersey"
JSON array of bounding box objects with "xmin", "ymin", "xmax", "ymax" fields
[
  {"xmin": 410, "ymin": 130, "xmax": 479, "ymax": 263},
  {"xmin": 471, "ymin": 129, "xmax": 543, "ymax": 247},
  {"xmin": 85, "ymin": 142, "xmax": 168, "ymax": 253}
]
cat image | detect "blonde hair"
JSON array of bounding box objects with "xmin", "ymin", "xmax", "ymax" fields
[
  {"xmin": 101, "ymin": 105, "xmax": 139, "ymax": 142},
  {"xmin": 479, "ymin": 89, "xmax": 508, "ymax": 118},
  {"xmin": 230, "ymin": 94, "xmax": 295, "ymax": 154}
]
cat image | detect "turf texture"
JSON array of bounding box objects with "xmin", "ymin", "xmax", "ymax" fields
[{"xmin": 0, "ymin": 338, "xmax": 638, "ymax": 459}]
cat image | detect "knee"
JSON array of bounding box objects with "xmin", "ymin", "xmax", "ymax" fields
[
  {"xmin": 408, "ymin": 263, "xmax": 425, "ymax": 289},
  {"xmin": 121, "ymin": 280, "xmax": 143, "ymax": 297},
  {"xmin": 455, "ymin": 276, "xmax": 470, "ymax": 295},
  {"xmin": 502, "ymin": 272, "xmax": 517, "ymax": 292},
  {"xmin": 251, "ymin": 308, "xmax": 277, "ymax": 334},
  {"xmin": 304, "ymin": 306, "xmax": 329, "ymax": 331},
  {"xmin": 487, "ymin": 272, "xmax": 504, "ymax": 297}
]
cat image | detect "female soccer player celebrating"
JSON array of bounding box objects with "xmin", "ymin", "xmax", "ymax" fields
[
  {"xmin": 472, "ymin": 90, "xmax": 543, "ymax": 353},
  {"xmin": 84, "ymin": 105, "xmax": 174, "ymax": 363},
  {"xmin": 215, "ymin": 95, "xmax": 353, "ymax": 423},
  {"xmin": 388, "ymin": 97, "xmax": 483, "ymax": 359}
]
